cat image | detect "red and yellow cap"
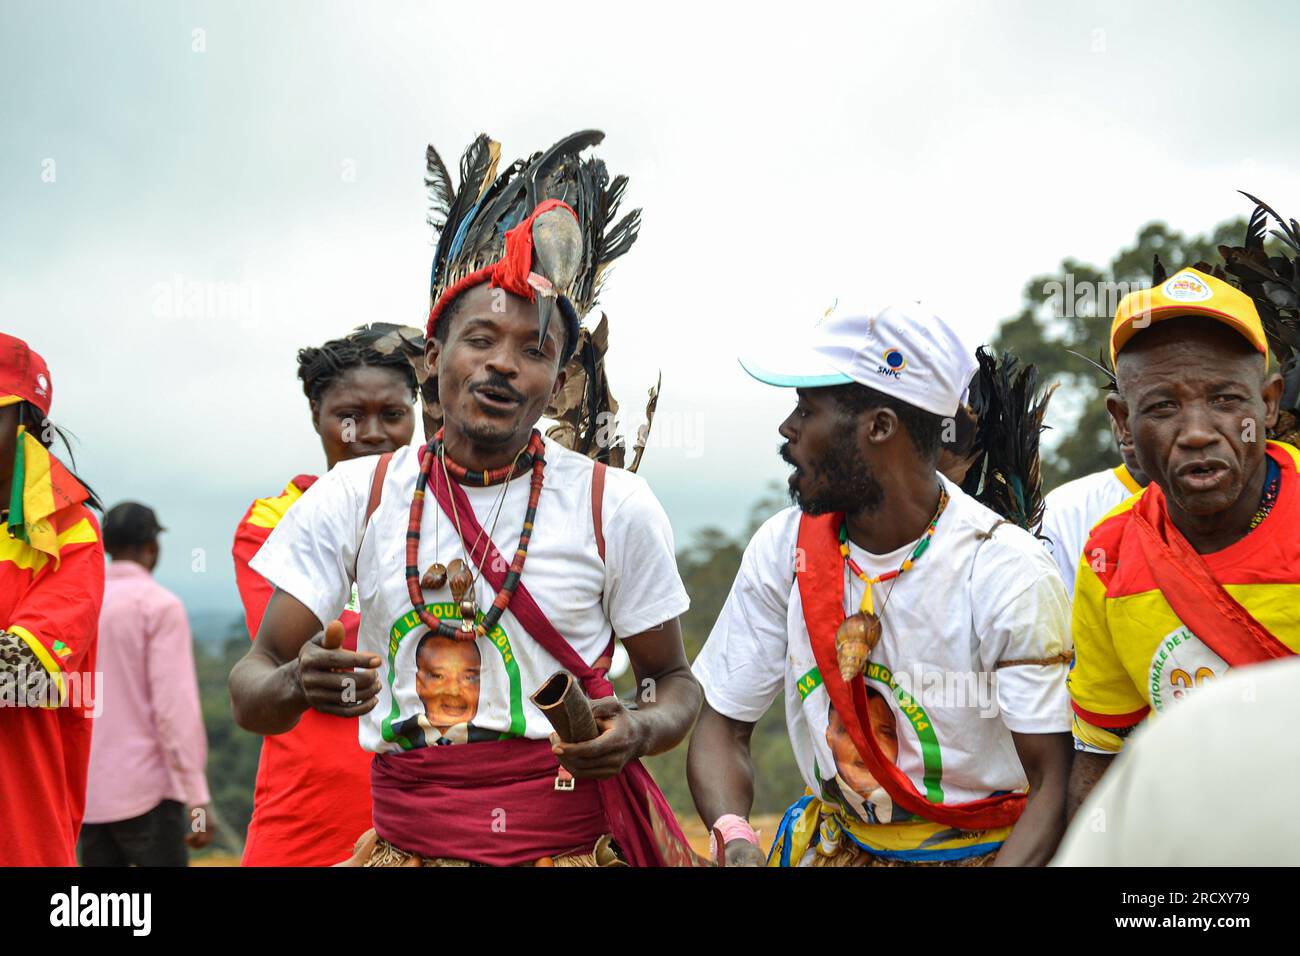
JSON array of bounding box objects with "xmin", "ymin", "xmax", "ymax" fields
[
  {"xmin": 1110, "ymin": 267, "xmax": 1267, "ymax": 365},
  {"xmin": 0, "ymin": 333, "xmax": 53, "ymax": 418}
]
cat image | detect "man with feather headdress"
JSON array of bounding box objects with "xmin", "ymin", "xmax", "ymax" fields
[
  {"xmin": 689, "ymin": 303, "xmax": 1074, "ymax": 867},
  {"xmin": 229, "ymin": 131, "xmax": 700, "ymax": 867},
  {"xmin": 1067, "ymin": 197, "xmax": 1300, "ymax": 817}
]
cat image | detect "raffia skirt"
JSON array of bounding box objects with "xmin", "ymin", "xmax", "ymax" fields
[{"xmin": 334, "ymin": 828, "xmax": 627, "ymax": 867}]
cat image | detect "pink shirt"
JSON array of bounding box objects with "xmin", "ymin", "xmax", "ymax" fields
[{"xmin": 83, "ymin": 560, "xmax": 211, "ymax": 824}]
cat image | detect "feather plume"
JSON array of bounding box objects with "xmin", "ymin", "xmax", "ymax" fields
[
  {"xmin": 961, "ymin": 347, "xmax": 1057, "ymax": 533},
  {"xmin": 1220, "ymin": 195, "xmax": 1300, "ymax": 406},
  {"xmin": 1066, "ymin": 347, "xmax": 1118, "ymax": 392}
]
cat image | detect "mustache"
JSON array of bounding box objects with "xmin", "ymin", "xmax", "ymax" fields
[
  {"xmin": 780, "ymin": 442, "xmax": 797, "ymax": 467},
  {"xmin": 470, "ymin": 372, "xmax": 525, "ymax": 403}
]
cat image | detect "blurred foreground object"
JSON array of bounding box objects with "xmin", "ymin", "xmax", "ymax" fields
[{"xmin": 1054, "ymin": 658, "xmax": 1300, "ymax": 866}]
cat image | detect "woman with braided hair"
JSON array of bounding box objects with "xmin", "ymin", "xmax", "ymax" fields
[{"xmin": 232, "ymin": 323, "xmax": 425, "ymax": 866}]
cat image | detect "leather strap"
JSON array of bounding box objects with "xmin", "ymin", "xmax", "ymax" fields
[
  {"xmin": 366, "ymin": 453, "xmax": 393, "ymax": 527},
  {"xmin": 352, "ymin": 452, "xmax": 393, "ymax": 582},
  {"xmin": 592, "ymin": 461, "xmax": 607, "ymax": 562}
]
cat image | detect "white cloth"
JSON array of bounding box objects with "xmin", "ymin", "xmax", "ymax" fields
[
  {"xmin": 1053, "ymin": 658, "xmax": 1300, "ymax": 866},
  {"xmin": 739, "ymin": 301, "xmax": 979, "ymax": 418},
  {"xmin": 692, "ymin": 475, "xmax": 1072, "ymax": 811},
  {"xmin": 1039, "ymin": 465, "xmax": 1141, "ymax": 600},
  {"xmin": 251, "ymin": 436, "xmax": 689, "ymax": 753}
]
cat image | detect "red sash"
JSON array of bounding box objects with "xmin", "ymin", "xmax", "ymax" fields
[
  {"xmin": 1129, "ymin": 476, "xmax": 1294, "ymax": 666},
  {"xmin": 428, "ymin": 458, "xmax": 687, "ymax": 866},
  {"xmin": 796, "ymin": 513, "xmax": 1027, "ymax": 830}
]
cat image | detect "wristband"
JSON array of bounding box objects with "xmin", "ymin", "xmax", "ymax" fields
[{"xmin": 708, "ymin": 813, "xmax": 759, "ymax": 862}]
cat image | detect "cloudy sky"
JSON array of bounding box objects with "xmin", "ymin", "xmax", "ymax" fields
[{"xmin": 3, "ymin": 0, "xmax": 1298, "ymax": 613}]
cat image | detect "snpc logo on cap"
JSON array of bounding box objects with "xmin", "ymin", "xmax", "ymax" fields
[{"xmin": 876, "ymin": 348, "xmax": 907, "ymax": 380}]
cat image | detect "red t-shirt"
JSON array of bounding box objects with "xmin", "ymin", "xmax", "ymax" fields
[
  {"xmin": 0, "ymin": 503, "xmax": 104, "ymax": 866},
  {"xmin": 232, "ymin": 475, "xmax": 373, "ymax": 867}
]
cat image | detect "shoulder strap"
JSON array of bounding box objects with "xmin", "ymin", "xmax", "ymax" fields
[
  {"xmin": 366, "ymin": 453, "xmax": 393, "ymax": 528},
  {"xmin": 352, "ymin": 452, "xmax": 393, "ymax": 584},
  {"xmin": 592, "ymin": 461, "xmax": 607, "ymax": 562}
]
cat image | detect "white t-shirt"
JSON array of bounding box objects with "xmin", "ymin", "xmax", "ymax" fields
[
  {"xmin": 251, "ymin": 436, "xmax": 690, "ymax": 753},
  {"xmin": 693, "ymin": 475, "xmax": 1072, "ymax": 816},
  {"xmin": 1039, "ymin": 465, "xmax": 1142, "ymax": 599}
]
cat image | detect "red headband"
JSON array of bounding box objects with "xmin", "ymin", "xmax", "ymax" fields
[{"xmin": 426, "ymin": 198, "xmax": 577, "ymax": 340}]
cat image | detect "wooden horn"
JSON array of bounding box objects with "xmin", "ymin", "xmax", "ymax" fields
[{"xmin": 530, "ymin": 671, "xmax": 599, "ymax": 743}]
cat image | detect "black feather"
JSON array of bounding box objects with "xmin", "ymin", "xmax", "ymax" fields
[
  {"xmin": 424, "ymin": 144, "xmax": 455, "ymax": 232},
  {"xmin": 962, "ymin": 347, "xmax": 1057, "ymax": 533},
  {"xmin": 430, "ymin": 134, "xmax": 499, "ymax": 289},
  {"xmin": 1066, "ymin": 348, "xmax": 1118, "ymax": 392}
]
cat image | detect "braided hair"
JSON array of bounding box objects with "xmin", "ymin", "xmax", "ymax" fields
[{"xmin": 297, "ymin": 324, "xmax": 423, "ymax": 407}]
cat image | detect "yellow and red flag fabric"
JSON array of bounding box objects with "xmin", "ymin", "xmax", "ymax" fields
[{"xmin": 7, "ymin": 425, "xmax": 91, "ymax": 569}]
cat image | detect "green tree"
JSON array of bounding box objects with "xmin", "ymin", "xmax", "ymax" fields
[
  {"xmin": 193, "ymin": 622, "xmax": 263, "ymax": 860},
  {"xmin": 992, "ymin": 219, "xmax": 1247, "ymax": 490}
]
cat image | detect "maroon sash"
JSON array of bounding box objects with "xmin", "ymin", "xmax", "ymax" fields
[
  {"xmin": 1130, "ymin": 481, "xmax": 1293, "ymax": 666},
  {"xmin": 428, "ymin": 459, "xmax": 686, "ymax": 866},
  {"xmin": 370, "ymin": 738, "xmax": 607, "ymax": 864}
]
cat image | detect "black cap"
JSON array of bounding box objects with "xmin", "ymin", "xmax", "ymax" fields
[{"xmin": 102, "ymin": 501, "xmax": 165, "ymax": 550}]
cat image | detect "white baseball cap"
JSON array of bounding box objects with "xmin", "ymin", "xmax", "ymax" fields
[{"xmin": 739, "ymin": 301, "xmax": 978, "ymax": 418}]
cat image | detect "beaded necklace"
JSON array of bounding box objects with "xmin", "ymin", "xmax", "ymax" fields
[
  {"xmin": 1248, "ymin": 456, "xmax": 1282, "ymax": 531},
  {"xmin": 839, "ymin": 485, "xmax": 949, "ymax": 616},
  {"xmin": 406, "ymin": 429, "xmax": 546, "ymax": 641},
  {"xmin": 832, "ymin": 484, "xmax": 948, "ymax": 685}
]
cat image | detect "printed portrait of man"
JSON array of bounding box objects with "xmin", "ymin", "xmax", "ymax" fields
[
  {"xmin": 823, "ymin": 692, "xmax": 900, "ymax": 823},
  {"xmin": 414, "ymin": 632, "xmax": 482, "ymax": 743}
]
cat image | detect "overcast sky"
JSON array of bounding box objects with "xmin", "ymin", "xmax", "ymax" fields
[{"xmin": 3, "ymin": 0, "xmax": 1298, "ymax": 613}]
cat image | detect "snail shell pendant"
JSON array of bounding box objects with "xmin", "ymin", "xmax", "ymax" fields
[{"xmin": 835, "ymin": 612, "xmax": 882, "ymax": 684}]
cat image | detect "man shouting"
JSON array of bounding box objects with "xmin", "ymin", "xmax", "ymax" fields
[
  {"xmin": 1068, "ymin": 268, "xmax": 1297, "ymax": 814},
  {"xmin": 690, "ymin": 303, "xmax": 1073, "ymax": 867}
]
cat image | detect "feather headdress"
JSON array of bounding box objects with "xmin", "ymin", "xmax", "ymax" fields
[
  {"xmin": 958, "ymin": 347, "xmax": 1057, "ymax": 533},
  {"xmin": 422, "ymin": 131, "xmax": 658, "ymax": 468},
  {"xmin": 1218, "ymin": 194, "xmax": 1300, "ymax": 444}
]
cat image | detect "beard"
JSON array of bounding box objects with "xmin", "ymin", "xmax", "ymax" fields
[{"xmin": 783, "ymin": 433, "xmax": 884, "ymax": 516}]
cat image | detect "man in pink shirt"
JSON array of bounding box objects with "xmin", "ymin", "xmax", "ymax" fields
[{"xmin": 80, "ymin": 502, "xmax": 215, "ymax": 866}]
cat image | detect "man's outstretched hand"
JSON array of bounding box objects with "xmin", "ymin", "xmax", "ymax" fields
[{"xmin": 295, "ymin": 619, "xmax": 382, "ymax": 717}]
